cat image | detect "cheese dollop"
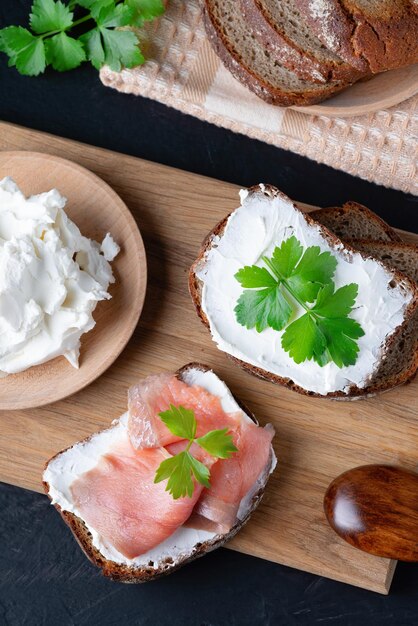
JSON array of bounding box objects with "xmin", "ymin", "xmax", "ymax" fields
[{"xmin": 0, "ymin": 177, "xmax": 120, "ymax": 375}]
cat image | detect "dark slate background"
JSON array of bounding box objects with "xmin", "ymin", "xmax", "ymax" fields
[{"xmin": 1, "ymin": 2, "xmax": 418, "ymax": 625}]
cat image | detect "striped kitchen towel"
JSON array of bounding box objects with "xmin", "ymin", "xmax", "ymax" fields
[{"xmin": 100, "ymin": 0, "xmax": 418, "ymax": 195}]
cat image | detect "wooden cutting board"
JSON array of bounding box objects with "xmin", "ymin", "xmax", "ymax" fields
[{"xmin": 1, "ymin": 122, "xmax": 417, "ymax": 594}]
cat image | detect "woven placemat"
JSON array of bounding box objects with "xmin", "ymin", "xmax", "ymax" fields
[{"xmin": 100, "ymin": 0, "xmax": 418, "ymax": 195}]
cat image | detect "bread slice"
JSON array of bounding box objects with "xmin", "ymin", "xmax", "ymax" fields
[
  {"xmin": 240, "ymin": 0, "xmax": 365, "ymax": 83},
  {"xmin": 43, "ymin": 363, "xmax": 276, "ymax": 583},
  {"xmin": 299, "ymin": 207, "xmax": 417, "ymax": 395},
  {"xmin": 189, "ymin": 185, "xmax": 418, "ymax": 399},
  {"xmin": 350, "ymin": 240, "xmax": 418, "ymax": 282},
  {"xmin": 346, "ymin": 241, "xmax": 418, "ymax": 395},
  {"xmin": 308, "ymin": 202, "xmax": 402, "ymax": 243},
  {"xmin": 203, "ymin": 0, "xmax": 352, "ymax": 106},
  {"xmin": 295, "ymin": 0, "xmax": 418, "ymax": 73}
]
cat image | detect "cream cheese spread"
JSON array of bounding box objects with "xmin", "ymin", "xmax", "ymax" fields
[
  {"xmin": 0, "ymin": 177, "xmax": 120, "ymax": 375},
  {"xmin": 195, "ymin": 187, "xmax": 413, "ymax": 395},
  {"xmin": 44, "ymin": 367, "xmax": 276, "ymax": 568}
]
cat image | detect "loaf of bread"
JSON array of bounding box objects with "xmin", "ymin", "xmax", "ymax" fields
[
  {"xmin": 202, "ymin": 0, "xmax": 418, "ymax": 106},
  {"xmin": 294, "ymin": 0, "xmax": 418, "ymax": 73},
  {"xmin": 240, "ymin": 0, "xmax": 365, "ymax": 82},
  {"xmin": 203, "ymin": 0, "xmax": 349, "ymax": 106}
]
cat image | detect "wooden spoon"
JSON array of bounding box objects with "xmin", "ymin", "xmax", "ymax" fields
[{"xmin": 324, "ymin": 464, "xmax": 418, "ymax": 561}]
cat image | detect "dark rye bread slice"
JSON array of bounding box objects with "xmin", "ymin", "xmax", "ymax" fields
[
  {"xmin": 295, "ymin": 0, "xmax": 418, "ymax": 73},
  {"xmin": 309, "ymin": 207, "xmax": 417, "ymax": 394},
  {"xmin": 350, "ymin": 240, "xmax": 418, "ymax": 282},
  {"xmin": 203, "ymin": 0, "xmax": 351, "ymax": 106},
  {"xmin": 43, "ymin": 363, "xmax": 275, "ymax": 583},
  {"xmin": 329, "ymin": 242, "xmax": 417, "ymax": 395},
  {"xmin": 309, "ymin": 202, "xmax": 402, "ymax": 242},
  {"xmin": 189, "ymin": 185, "xmax": 418, "ymax": 399},
  {"xmin": 240, "ymin": 0, "xmax": 366, "ymax": 83},
  {"xmin": 345, "ymin": 241, "xmax": 418, "ymax": 394}
]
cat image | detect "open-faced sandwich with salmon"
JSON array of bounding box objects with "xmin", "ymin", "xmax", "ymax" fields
[{"xmin": 43, "ymin": 363, "xmax": 276, "ymax": 582}]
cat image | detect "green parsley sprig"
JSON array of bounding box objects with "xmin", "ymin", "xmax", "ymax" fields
[
  {"xmin": 0, "ymin": 0, "xmax": 164, "ymax": 76},
  {"xmin": 234, "ymin": 236, "xmax": 365, "ymax": 368},
  {"xmin": 154, "ymin": 405, "xmax": 238, "ymax": 500}
]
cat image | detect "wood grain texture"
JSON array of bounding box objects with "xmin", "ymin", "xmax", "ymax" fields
[
  {"xmin": 0, "ymin": 122, "xmax": 417, "ymax": 594},
  {"xmin": 324, "ymin": 465, "xmax": 418, "ymax": 562},
  {"xmin": 0, "ymin": 151, "xmax": 147, "ymax": 409}
]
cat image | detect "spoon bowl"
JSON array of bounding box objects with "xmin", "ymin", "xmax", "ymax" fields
[{"xmin": 324, "ymin": 464, "xmax": 418, "ymax": 561}]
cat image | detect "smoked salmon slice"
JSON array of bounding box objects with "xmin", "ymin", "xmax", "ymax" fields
[
  {"xmin": 71, "ymin": 372, "xmax": 275, "ymax": 558},
  {"xmin": 128, "ymin": 373, "xmax": 241, "ymax": 449},
  {"xmin": 193, "ymin": 422, "xmax": 274, "ymax": 533},
  {"xmin": 70, "ymin": 436, "xmax": 204, "ymax": 559}
]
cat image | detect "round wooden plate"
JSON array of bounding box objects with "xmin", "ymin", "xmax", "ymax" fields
[
  {"xmin": 0, "ymin": 151, "xmax": 147, "ymax": 410},
  {"xmin": 293, "ymin": 64, "xmax": 418, "ymax": 117}
]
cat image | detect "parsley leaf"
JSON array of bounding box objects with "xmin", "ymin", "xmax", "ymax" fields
[
  {"xmin": 0, "ymin": 26, "xmax": 46, "ymax": 76},
  {"xmin": 196, "ymin": 428, "xmax": 238, "ymax": 459},
  {"xmin": 269, "ymin": 236, "xmax": 337, "ymax": 302},
  {"xmin": 77, "ymin": 0, "xmax": 115, "ymax": 12},
  {"xmin": 281, "ymin": 313, "xmax": 327, "ymax": 365},
  {"xmin": 0, "ymin": 0, "xmax": 163, "ymax": 76},
  {"xmin": 125, "ymin": 0, "xmax": 165, "ymax": 26},
  {"xmin": 95, "ymin": 2, "xmax": 134, "ymax": 27},
  {"xmin": 78, "ymin": 27, "xmax": 104, "ymax": 69},
  {"xmin": 188, "ymin": 454, "xmax": 211, "ymax": 489},
  {"xmin": 30, "ymin": 0, "xmax": 74, "ymax": 34},
  {"xmin": 318, "ymin": 317, "xmax": 365, "ymax": 368},
  {"xmin": 234, "ymin": 236, "xmax": 364, "ymax": 368},
  {"xmin": 154, "ymin": 405, "xmax": 238, "ymax": 499},
  {"xmin": 159, "ymin": 404, "xmax": 196, "ymax": 441},
  {"xmin": 312, "ymin": 283, "xmax": 359, "ymax": 318},
  {"xmin": 269, "ymin": 236, "xmax": 303, "ymax": 277},
  {"xmin": 235, "ymin": 265, "xmax": 277, "ymax": 288},
  {"xmin": 235, "ymin": 287, "xmax": 292, "ymax": 333},
  {"xmin": 45, "ymin": 32, "xmax": 86, "ymax": 70},
  {"xmin": 100, "ymin": 27, "xmax": 143, "ymax": 70},
  {"xmin": 154, "ymin": 452, "xmax": 205, "ymax": 499},
  {"xmin": 80, "ymin": 2, "xmax": 144, "ymax": 72}
]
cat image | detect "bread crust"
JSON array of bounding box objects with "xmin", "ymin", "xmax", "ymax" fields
[
  {"xmin": 309, "ymin": 202, "xmax": 403, "ymax": 243},
  {"xmin": 294, "ymin": 0, "xmax": 368, "ymax": 70},
  {"xmin": 294, "ymin": 0, "xmax": 418, "ymax": 73},
  {"xmin": 240, "ymin": 0, "xmax": 366, "ymax": 83},
  {"xmin": 202, "ymin": 1, "xmax": 350, "ymax": 106},
  {"xmin": 189, "ymin": 185, "xmax": 418, "ymax": 399},
  {"xmin": 43, "ymin": 363, "xmax": 275, "ymax": 582}
]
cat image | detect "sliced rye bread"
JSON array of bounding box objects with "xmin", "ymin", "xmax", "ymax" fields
[
  {"xmin": 43, "ymin": 363, "xmax": 275, "ymax": 583},
  {"xmin": 294, "ymin": 0, "xmax": 418, "ymax": 73},
  {"xmin": 240, "ymin": 0, "xmax": 366, "ymax": 83},
  {"xmin": 203, "ymin": 0, "xmax": 352, "ymax": 106},
  {"xmin": 350, "ymin": 240, "xmax": 418, "ymax": 282},
  {"xmin": 189, "ymin": 185, "xmax": 418, "ymax": 399},
  {"xmin": 306, "ymin": 206, "xmax": 417, "ymax": 395},
  {"xmin": 308, "ymin": 202, "xmax": 402, "ymax": 242},
  {"xmin": 345, "ymin": 241, "xmax": 418, "ymax": 395}
]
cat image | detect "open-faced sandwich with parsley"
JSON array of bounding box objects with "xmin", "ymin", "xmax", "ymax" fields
[
  {"xmin": 189, "ymin": 185, "xmax": 418, "ymax": 399},
  {"xmin": 43, "ymin": 364, "xmax": 276, "ymax": 582}
]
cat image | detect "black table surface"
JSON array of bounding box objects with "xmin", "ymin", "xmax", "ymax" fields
[{"xmin": 1, "ymin": 4, "xmax": 418, "ymax": 625}]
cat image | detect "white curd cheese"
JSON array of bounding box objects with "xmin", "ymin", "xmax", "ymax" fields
[
  {"xmin": 195, "ymin": 187, "xmax": 413, "ymax": 395},
  {"xmin": 0, "ymin": 177, "xmax": 120, "ymax": 375},
  {"xmin": 44, "ymin": 367, "xmax": 276, "ymax": 568}
]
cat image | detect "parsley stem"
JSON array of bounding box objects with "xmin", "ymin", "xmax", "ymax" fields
[
  {"xmin": 262, "ymin": 256, "xmax": 333, "ymax": 363},
  {"xmin": 39, "ymin": 14, "xmax": 92, "ymax": 40},
  {"xmin": 261, "ymin": 256, "xmax": 315, "ymax": 316}
]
